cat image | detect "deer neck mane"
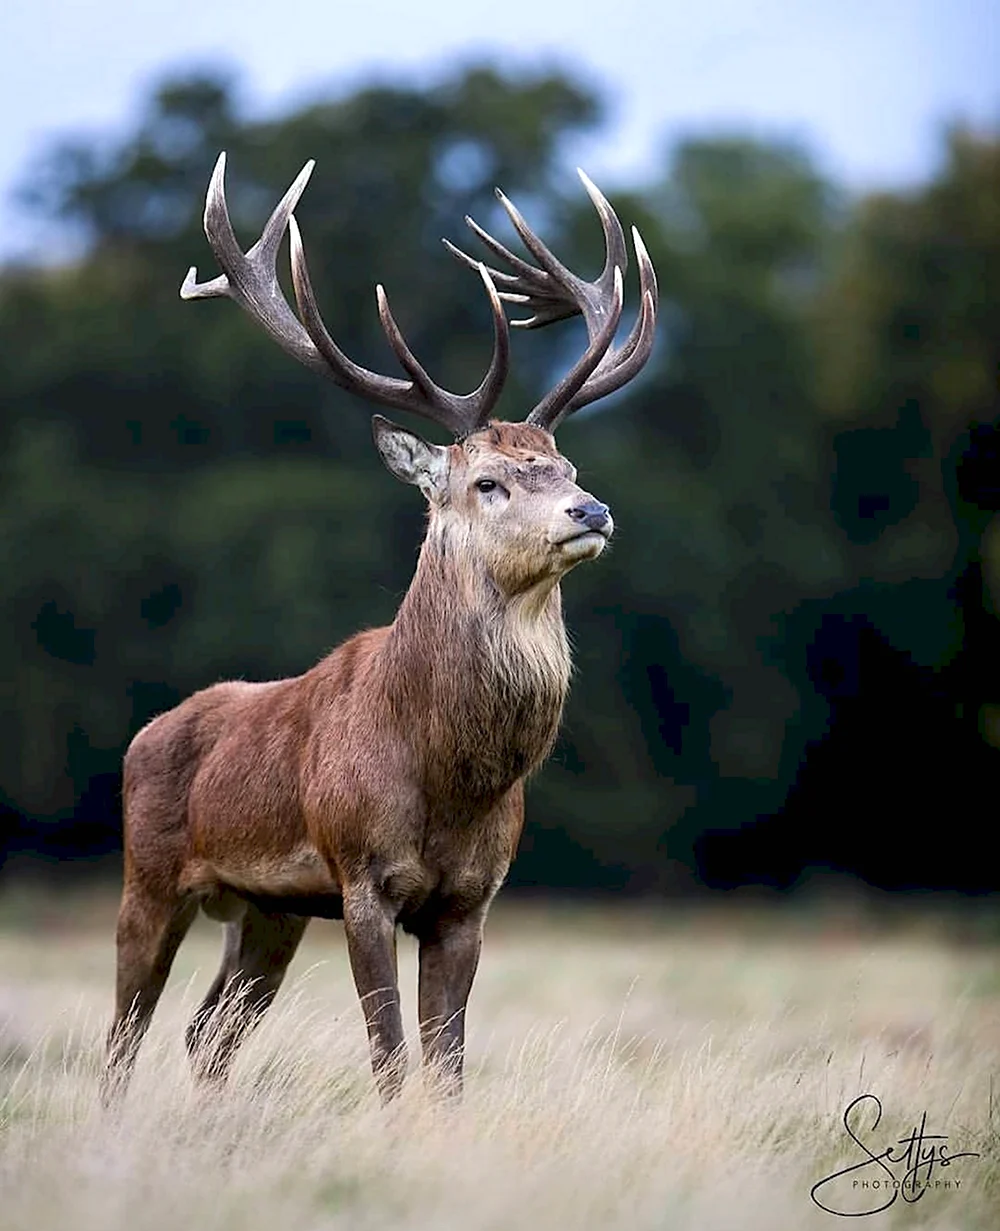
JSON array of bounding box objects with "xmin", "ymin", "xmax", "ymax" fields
[{"xmin": 380, "ymin": 523, "xmax": 572, "ymax": 799}]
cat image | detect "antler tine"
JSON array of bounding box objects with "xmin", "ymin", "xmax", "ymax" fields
[
  {"xmin": 574, "ymin": 170, "xmax": 629, "ymax": 301},
  {"xmin": 181, "ymin": 152, "xmax": 330, "ymax": 378},
  {"xmin": 446, "ymin": 218, "xmax": 539, "ymax": 288},
  {"xmin": 529, "ymin": 265, "xmax": 624, "ymax": 426},
  {"xmin": 182, "ymin": 153, "xmax": 510, "ymax": 438},
  {"xmin": 286, "ymin": 215, "xmax": 410, "ymax": 400},
  {"xmin": 443, "ymin": 231, "xmax": 578, "ymax": 329},
  {"xmin": 290, "ymin": 214, "xmax": 509, "ymax": 437},
  {"xmin": 556, "ymin": 224, "xmax": 660, "ymax": 423},
  {"xmin": 496, "ymin": 172, "xmax": 627, "ymax": 327},
  {"xmin": 494, "ymin": 189, "xmax": 579, "ymax": 299},
  {"xmin": 463, "ymin": 263, "xmax": 511, "ymax": 431},
  {"xmin": 443, "ymin": 168, "xmax": 631, "ymax": 333},
  {"xmin": 376, "ymin": 284, "xmax": 442, "ymax": 398},
  {"xmin": 374, "ymin": 266, "xmax": 510, "ymax": 431},
  {"xmin": 252, "ymin": 158, "xmax": 317, "ymax": 267},
  {"xmin": 448, "ymin": 170, "xmax": 657, "ymax": 432},
  {"xmin": 203, "ymin": 151, "xmax": 249, "ymax": 274}
]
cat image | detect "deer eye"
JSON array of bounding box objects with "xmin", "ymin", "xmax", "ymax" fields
[{"xmin": 475, "ymin": 478, "xmax": 498, "ymax": 494}]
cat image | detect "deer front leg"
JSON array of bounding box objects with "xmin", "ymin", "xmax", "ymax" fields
[
  {"xmin": 342, "ymin": 884, "xmax": 406, "ymax": 1103},
  {"xmin": 417, "ymin": 909, "xmax": 484, "ymax": 1095}
]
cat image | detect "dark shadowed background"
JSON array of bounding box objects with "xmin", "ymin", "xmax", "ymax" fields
[{"xmin": 1, "ymin": 41, "xmax": 998, "ymax": 899}]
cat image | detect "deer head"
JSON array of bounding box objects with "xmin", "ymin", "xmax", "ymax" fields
[
  {"xmin": 374, "ymin": 416, "xmax": 612, "ymax": 601},
  {"xmin": 181, "ymin": 155, "xmax": 657, "ymax": 598}
]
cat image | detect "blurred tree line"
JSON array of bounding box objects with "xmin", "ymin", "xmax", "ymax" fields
[{"xmin": 1, "ymin": 65, "xmax": 998, "ymax": 892}]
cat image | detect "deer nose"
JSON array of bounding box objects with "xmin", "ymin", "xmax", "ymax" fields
[{"xmin": 567, "ymin": 500, "xmax": 612, "ymax": 534}]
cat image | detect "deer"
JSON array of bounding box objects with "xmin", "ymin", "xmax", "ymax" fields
[{"xmin": 103, "ymin": 152, "xmax": 658, "ymax": 1105}]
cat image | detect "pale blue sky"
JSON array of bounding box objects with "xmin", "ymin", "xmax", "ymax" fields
[{"xmin": 1, "ymin": 0, "xmax": 996, "ymax": 260}]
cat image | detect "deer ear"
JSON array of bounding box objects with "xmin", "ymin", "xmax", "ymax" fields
[{"xmin": 371, "ymin": 416, "xmax": 450, "ymax": 499}]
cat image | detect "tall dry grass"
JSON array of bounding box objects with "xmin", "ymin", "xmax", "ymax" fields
[{"xmin": 0, "ymin": 891, "xmax": 997, "ymax": 1229}]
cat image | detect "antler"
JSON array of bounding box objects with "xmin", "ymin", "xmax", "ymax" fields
[
  {"xmin": 181, "ymin": 153, "xmax": 510, "ymax": 438},
  {"xmin": 444, "ymin": 169, "xmax": 658, "ymax": 433}
]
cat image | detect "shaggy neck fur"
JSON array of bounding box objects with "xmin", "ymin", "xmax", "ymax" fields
[{"xmin": 381, "ymin": 520, "xmax": 572, "ymax": 811}]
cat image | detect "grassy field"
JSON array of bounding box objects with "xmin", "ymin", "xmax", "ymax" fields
[{"xmin": 0, "ymin": 887, "xmax": 997, "ymax": 1230}]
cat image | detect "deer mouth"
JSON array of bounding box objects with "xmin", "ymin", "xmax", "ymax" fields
[
  {"xmin": 563, "ymin": 528, "xmax": 609, "ymax": 543},
  {"xmin": 553, "ymin": 527, "xmax": 612, "ymax": 559},
  {"xmin": 555, "ymin": 522, "xmax": 613, "ymax": 546}
]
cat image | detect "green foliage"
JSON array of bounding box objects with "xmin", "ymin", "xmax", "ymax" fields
[{"xmin": 816, "ymin": 127, "xmax": 1000, "ymax": 646}]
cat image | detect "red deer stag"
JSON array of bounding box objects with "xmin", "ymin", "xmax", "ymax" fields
[{"xmin": 105, "ymin": 153, "xmax": 657, "ymax": 1103}]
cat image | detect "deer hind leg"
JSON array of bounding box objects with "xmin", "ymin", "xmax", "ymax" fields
[
  {"xmin": 185, "ymin": 903, "xmax": 309, "ymax": 1085},
  {"xmin": 102, "ymin": 884, "xmax": 196, "ymax": 1105}
]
